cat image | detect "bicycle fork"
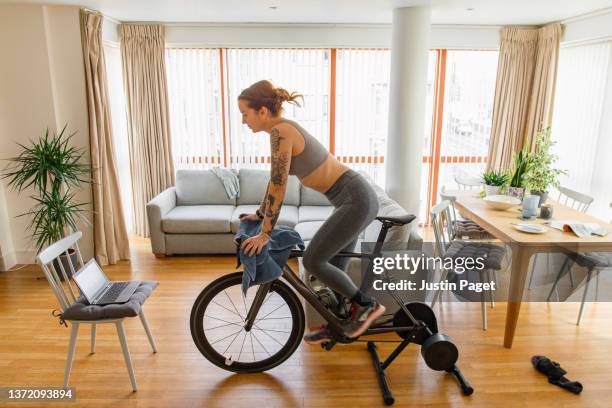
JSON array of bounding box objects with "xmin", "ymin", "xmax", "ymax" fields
[{"xmin": 244, "ymin": 282, "xmax": 273, "ymax": 331}]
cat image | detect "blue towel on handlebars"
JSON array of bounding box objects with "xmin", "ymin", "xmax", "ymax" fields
[{"xmin": 234, "ymin": 219, "xmax": 305, "ymax": 294}]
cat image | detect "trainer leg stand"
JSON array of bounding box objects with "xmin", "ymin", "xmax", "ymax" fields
[{"xmin": 363, "ymin": 220, "xmax": 474, "ymax": 405}]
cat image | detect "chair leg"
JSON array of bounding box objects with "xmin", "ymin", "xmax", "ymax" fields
[
  {"xmin": 431, "ymin": 268, "xmax": 448, "ymax": 307},
  {"xmin": 547, "ymin": 258, "xmax": 571, "ymax": 301},
  {"xmin": 479, "ymin": 272, "xmax": 487, "ymax": 331},
  {"xmin": 595, "ymin": 270, "xmax": 600, "ymax": 302},
  {"xmin": 115, "ymin": 320, "xmax": 138, "ymax": 391},
  {"xmin": 528, "ymin": 254, "xmax": 538, "ymax": 290},
  {"xmin": 577, "ymin": 269, "xmax": 594, "ymax": 326},
  {"xmin": 487, "ymin": 270, "xmax": 495, "ymax": 309},
  {"xmin": 64, "ymin": 322, "xmax": 79, "ymax": 388},
  {"xmin": 91, "ymin": 324, "xmax": 96, "ymax": 354},
  {"xmin": 139, "ymin": 309, "xmax": 158, "ymax": 353}
]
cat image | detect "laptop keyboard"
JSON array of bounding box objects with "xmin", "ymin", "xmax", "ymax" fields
[{"xmin": 98, "ymin": 282, "xmax": 130, "ymax": 304}]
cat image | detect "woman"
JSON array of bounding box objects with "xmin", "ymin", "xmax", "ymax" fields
[{"xmin": 238, "ymin": 80, "xmax": 384, "ymax": 344}]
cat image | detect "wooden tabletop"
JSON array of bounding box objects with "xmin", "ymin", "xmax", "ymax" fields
[{"xmin": 453, "ymin": 192, "xmax": 612, "ymax": 250}]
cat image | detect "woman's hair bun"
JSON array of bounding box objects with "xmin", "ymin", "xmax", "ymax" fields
[{"xmin": 239, "ymin": 80, "xmax": 303, "ymax": 116}]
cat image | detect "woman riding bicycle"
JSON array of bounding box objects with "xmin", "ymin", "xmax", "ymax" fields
[{"xmin": 238, "ymin": 80, "xmax": 385, "ymax": 344}]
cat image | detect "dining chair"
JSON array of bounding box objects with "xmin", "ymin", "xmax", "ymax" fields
[
  {"xmin": 528, "ymin": 186, "xmax": 594, "ymax": 292},
  {"xmin": 440, "ymin": 186, "xmax": 494, "ymax": 241},
  {"xmin": 36, "ymin": 231, "xmax": 158, "ymax": 391},
  {"xmin": 429, "ymin": 200, "xmax": 506, "ymax": 330},
  {"xmin": 545, "ymin": 205, "xmax": 611, "ymax": 325},
  {"xmin": 454, "ymin": 175, "xmax": 483, "ymax": 191}
]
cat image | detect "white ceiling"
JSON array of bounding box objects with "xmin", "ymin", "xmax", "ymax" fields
[{"xmin": 4, "ymin": 0, "xmax": 612, "ymax": 25}]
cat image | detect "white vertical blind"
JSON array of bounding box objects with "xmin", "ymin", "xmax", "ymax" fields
[
  {"xmin": 225, "ymin": 48, "xmax": 330, "ymax": 169},
  {"xmin": 165, "ymin": 48, "xmax": 224, "ymax": 169},
  {"xmin": 552, "ymin": 41, "xmax": 612, "ymax": 221},
  {"xmin": 104, "ymin": 43, "xmax": 134, "ymax": 234},
  {"xmin": 335, "ymin": 49, "xmax": 391, "ymax": 185}
]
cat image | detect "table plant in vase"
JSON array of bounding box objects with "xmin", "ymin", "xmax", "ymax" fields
[
  {"xmin": 2, "ymin": 125, "xmax": 90, "ymax": 278},
  {"xmin": 482, "ymin": 170, "xmax": 508, "ymax": 196},
  {"xmin": 524, "ymin": 127, "xmax": 566, "ymax": 207},
  {"xmin": 506, "ymin": 149, "xmax": 531, "ymax": 200}
]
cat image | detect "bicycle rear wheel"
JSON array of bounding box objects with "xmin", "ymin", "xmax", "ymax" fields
[{"xmin": 190, "ymin": 272, "xmax": 305, "ymax": 373}]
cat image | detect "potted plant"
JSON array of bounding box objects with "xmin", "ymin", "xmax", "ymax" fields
[
  {"xmin": 524, "ymin": 127, "xmax": 566, "ymax": 207},
  {"xmin": 506, "ymin": 149, "xmax": 531, "ymax": 200},
  {"xmin": 2, "ymin": 125, "xmax": 90, "ymax": 278},
  {"xmin": 482, "ymin": 170, "xmax": 508, "ymax": 196}
]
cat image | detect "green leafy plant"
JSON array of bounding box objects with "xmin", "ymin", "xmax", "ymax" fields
[
  {"xmin": 508, "ymin": 149, "xmax": 532, "ymax": 188},
  {"xmin": 482, "ymin": 170, "xmax": 508, "ymax": 187},
  {"xmin": 524, "ymin": 127, "xmax": 566, "ymax": 193},
  {"xmin": 2, "ymin": 125, "xmax": 91, "ymax": 252}
]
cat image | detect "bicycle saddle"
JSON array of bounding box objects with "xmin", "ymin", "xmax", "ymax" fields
[{"xmin": 375, "ymin": 214, "xmax": 416, "ymax": 226}]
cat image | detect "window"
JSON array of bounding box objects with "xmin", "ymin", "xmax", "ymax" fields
[
  {"xmin": 224, "ymin": 48, "xmax": 330, "ymax": 168},
  {"xmin": 335, "ymin": 49, "xmax": 391, "ymax": 185},
  {"xmin": 552, "ymin": 41, "xmax": 612, "ymax": 220},
  {"xmin": 104, "ymin": 43, "xmax": 134, "ymax": 233},
  {"xmin": 437, "ymin": 50, "xmax": 498, "ymax": 190},
  {"xmin": 166, "ymin": 48, "xmax": 224, "ymax": 169}
]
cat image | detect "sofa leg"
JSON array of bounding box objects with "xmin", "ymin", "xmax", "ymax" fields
[{"xmin": 154, "ymin": 253, "xmax": 166, "ymax": 258}]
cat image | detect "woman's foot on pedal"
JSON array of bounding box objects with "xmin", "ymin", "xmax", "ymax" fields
[
  {"xmin": 346, "ymin": 301, "xmax": 385, "ymax": 338},
  {"xmin": 303, "ymin": 325, "xmax": 332, "ymax": 345}
]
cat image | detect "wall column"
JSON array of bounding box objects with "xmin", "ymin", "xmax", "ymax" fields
[{"xmin": 385, "ymin": 5, "xmax": 431, "ymax": 220}]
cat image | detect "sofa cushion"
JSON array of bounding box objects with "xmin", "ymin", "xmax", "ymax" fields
[
  {"xmin": 294, "ymin": 221, "xmax": 325, "ymax": 242},
  {"xmin": 175, "ymin": 170, "xmax": 236, "ymax": 205},
  {"xmin": 298, "ymin": 206, "xmax": 333, "ymax": 223},
  {"xmin": 300, "ymin": 185, "xmax": 331, "ymax": 206},
  {"xmin": 230, "ymin": 205, "xmax": 299, "ymax": 233},
  {"xmin": 237, "ymin": 169, "xmax": 300, "ymax": 206},
  {"xmin": 163, "ymin": 205, "xmax": 235, "ymax": 233}
]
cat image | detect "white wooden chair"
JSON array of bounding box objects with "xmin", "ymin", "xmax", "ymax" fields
[
  {"xmin": 528, "ymin": 186, "xmax": 594, "ymax": 294},
  {"xmin": 454, "ymin": 175, "xmax": 483, "ymax": 191},
  {"xmin": 36, "ymin": 231, "xmax": 157, "ymax": 391},
  {"xmin": 429, "ymin": 200, "xmax": 506, "ymax": 330}
]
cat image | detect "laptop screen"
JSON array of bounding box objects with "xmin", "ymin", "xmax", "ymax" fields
[{"xmin": 73, "ymin": 260, "xmax": 109, "ymax": 301}]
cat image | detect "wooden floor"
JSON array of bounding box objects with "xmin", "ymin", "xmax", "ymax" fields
[{"xmin": 1, "ymin": 235, "xmax": 611, "ymax": 408}]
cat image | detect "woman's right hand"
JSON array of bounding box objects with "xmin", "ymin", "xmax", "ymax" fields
[{"xmin": 239, "ymin": 213, "xmax": 261, "ymax": 222}]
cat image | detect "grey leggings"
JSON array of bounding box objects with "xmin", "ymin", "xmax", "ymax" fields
[{"xmin": 302, "ymin": 170, "xmax": 379, "ymax": 298}]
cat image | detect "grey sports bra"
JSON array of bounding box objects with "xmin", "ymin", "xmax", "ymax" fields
[{"xmin": 280, "ymin": 119, "xmax": 329, "ymax": 178}]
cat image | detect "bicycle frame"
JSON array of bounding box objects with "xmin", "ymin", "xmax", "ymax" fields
[{"xmin": 244, "ymin": 220, "xmax": 423, "ymax": 342}]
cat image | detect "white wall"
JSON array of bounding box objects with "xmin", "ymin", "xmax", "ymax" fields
[
  {"xmin": 562, "ymin": 8, "xmax": 612, "ymax": 45},
  {"xmin": 0, "ymin": 4, "xmax": 93, "ymax": 269},
  {"xmin": 162, "ymin": 23, "xmax": 501, "ymax": 49}
]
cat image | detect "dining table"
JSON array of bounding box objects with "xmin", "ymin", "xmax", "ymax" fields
[{"xmin": 452, "ymin": 192, "xmax": 612, "ymax": 348}]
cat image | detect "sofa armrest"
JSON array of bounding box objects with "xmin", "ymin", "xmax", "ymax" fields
[{"xmin": 146, "ymin": 187, "xmax": 176, "ymax": 254}]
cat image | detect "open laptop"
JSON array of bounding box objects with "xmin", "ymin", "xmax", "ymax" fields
[{"xmin": 73, "ymin": 259, "xmax": 140, "ymax": 305}]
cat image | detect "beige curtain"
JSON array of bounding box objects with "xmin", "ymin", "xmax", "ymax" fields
[
  {"xmin": 487, "ymin": 23, "xmax": 562, "ymax": 171},
  {"xmin": 120, "ymin": 24, "xmax": 175, "ymax": 237},
  {"xmin": 79, "ymin": 9, "xmax": 130, "ymax": 265}
]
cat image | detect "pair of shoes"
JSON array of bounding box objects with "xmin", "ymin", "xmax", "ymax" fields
[
  {"xmin": 532, "ymin": 355, "xmax": 583, "ymax": 394},
  {"xmin": 303, "ymin": 301, "xmax": 385, "ymax": 344},
  {"xmin": 345, "ymin": 300, "xmax": 386, "ymax": 338}
]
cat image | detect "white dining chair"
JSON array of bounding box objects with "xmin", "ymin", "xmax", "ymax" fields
[
  {"xmin": 36, "ymin": 231, "xmax": 158, "ymax": 391},
  {"xmin": 528, "ymin": 186, "xmax": 594, "ymax": 293}
]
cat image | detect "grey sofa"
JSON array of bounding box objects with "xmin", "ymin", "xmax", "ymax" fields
[{"xmin": 147, "ymin": 169, "xmax": 413, "ymax": 256}]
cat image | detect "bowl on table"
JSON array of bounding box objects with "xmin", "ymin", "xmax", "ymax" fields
[{"xmin": 483, "ymin": 195, "xmax": 521, "ymax": 211}]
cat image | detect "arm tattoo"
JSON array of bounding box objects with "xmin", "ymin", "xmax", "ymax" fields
[
  {"xmin": 264, "ymin": 193, "xmax": 280, "ymax": 229},
  {"xmin": 270, "ymin": 128, "xmax": 289, "ymax": 186},
  {"xmin": 259, "ymin": 181, "xmax": 270, "ymax": 213}
]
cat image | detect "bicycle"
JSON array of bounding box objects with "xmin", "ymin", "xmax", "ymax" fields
[{"xmin": 190, "ymin": 215, "xmax": 474, "ymax": 405}]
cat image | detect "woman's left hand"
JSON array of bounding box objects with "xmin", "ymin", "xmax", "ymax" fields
[{"xmin": 241, "ymin": 233, "xmax": 270, "ymax": 257}]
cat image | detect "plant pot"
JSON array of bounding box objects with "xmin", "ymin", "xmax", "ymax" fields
[
  {"xmin": 484, "ymin": 185, "xmax": 502, "ymax": 196},
  {"xmin": 52, "ymin": 248, "xmax": 78, "ymax": 281},
  {"xmin": 506, "ymin": 186, "xmax": 525, "ymax": 200},
  {"xmin": 531, "ymin": 191, "xmax": 548, "ymax": 207}
]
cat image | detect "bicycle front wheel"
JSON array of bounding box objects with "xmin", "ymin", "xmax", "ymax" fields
[{"xmin": 190, "ymin": 272, "xmax": 305, "ymax": 373}]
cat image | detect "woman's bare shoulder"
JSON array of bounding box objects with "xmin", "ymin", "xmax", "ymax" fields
[{"xmin": 271, "ymin": 121, "xmax": 301, "ymax": 143}]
